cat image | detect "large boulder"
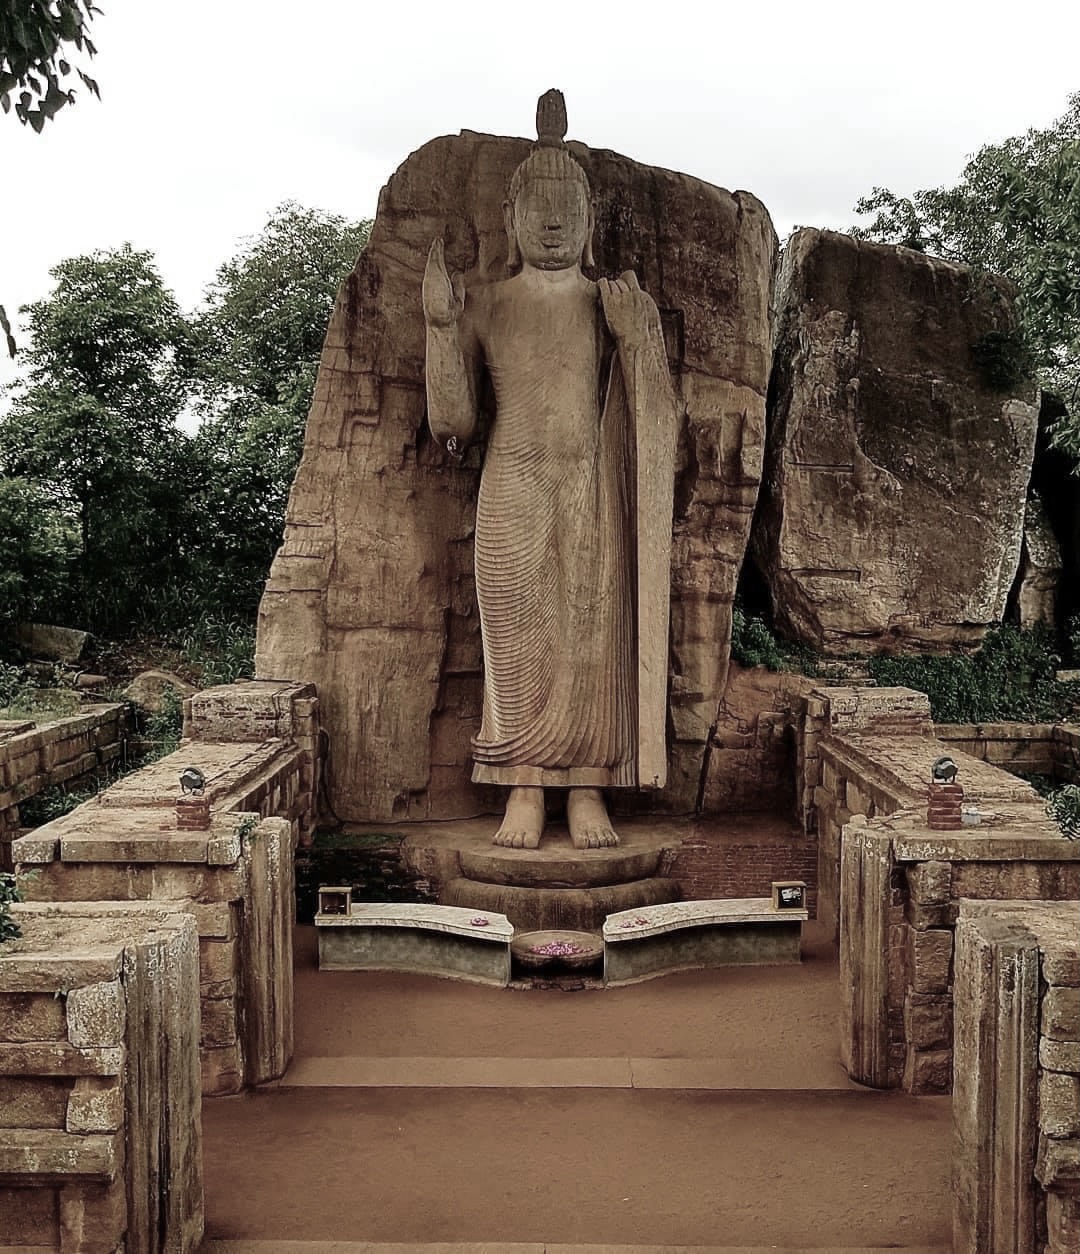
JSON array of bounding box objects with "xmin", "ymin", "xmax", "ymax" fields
[
  {"xmin": 256, "ymin": 123, "xmax": 777, "ymax": 822},
  {"xmin": 755, "ymin": 228, "xmax": 1039, "ymax": 654}
]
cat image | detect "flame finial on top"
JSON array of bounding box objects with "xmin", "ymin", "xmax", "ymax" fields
[{"xmin": 536, "ymin": 89, "xmax": 568, "ymax": 148}]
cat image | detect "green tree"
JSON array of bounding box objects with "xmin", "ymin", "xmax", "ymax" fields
[
  {"xmin": 0, "ymin": 245, "xmax": 197, "ymax": 630},
  {"xmin": 188, "ymin": 203, "xmax": 371, "ymax": 610},
  {"xmin": 852, "ymin": 93, "xmax": 1080, "ymax": 458},
  {"xmin": 0, "ymin": 475, "xmax": 77, "ymax": 623},
  {"xmin": 0, "ymin": 0, "xmax": 100, "ymax": 130}
]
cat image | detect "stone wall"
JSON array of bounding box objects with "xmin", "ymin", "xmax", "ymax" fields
[
  {"xmin": 755, "ymin": 227, "xmax": 1039, "ymax": 654},
  {"xmin": 796, "ymin": 686, "xmax": 1079, "ymax": 1095},
  {"xmin": 0, "ymin": 904, "xmax": 203, "ymax": 1254},
  {"xmin": 839, "ymin": 807, "xmax": 1079, "ymax": 1096},
  {"xmin": 13, "ymin": 681, "xmax": 317, "ymax": 1095},
  {"xmin": 0, "ymin": 705, "xmax": 127, "ymax": 870},
  {"xmin": 255, "ymin": 123, "xmax": 778, "ymax": 824},
  {"xmin": 953, "ymin": 900, "xmax": 1079, "ymax": 1254},
  {"xmin": 936, "ymin": 721, "xmax": 1080, "ymax": 786},
  {"xmin": 800, "ymin": 685, "xmax": 935, "ymax": 933}
]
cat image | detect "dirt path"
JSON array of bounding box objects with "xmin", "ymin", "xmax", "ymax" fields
[{"xmin": 201, "ymin": 926, "xmax": 952, "ymax": 1251}]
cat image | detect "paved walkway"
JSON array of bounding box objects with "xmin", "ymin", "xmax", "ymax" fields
[{"xmin": 200, "ymin": 925, "xmax": 951, "ymax": 1252}]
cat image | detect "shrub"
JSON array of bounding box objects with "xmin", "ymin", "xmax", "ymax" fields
[
  {"xmin": 0, "ymin": 873, "xmax": 21, "ymax": 944},
  {"xmin": 1046, "ymin": 785, "xmax": 1080, "ymax": 840},
  {"xmin": 868, "ymin": 625, "xmax": 1080, "ymax": 724}
]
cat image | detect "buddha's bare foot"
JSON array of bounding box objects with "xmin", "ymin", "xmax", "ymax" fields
[
  {"xmin": 568, "ymin": 787, "xmax": 619, "ymax": 849},
  {"xmin": 492, "ymin": 786, "xmax": 545, "ymax": 849}
]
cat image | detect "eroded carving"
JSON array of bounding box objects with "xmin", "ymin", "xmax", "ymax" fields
[{"xmin": 423, "ymin": 91, "xmax": 679, "ymax": 850}]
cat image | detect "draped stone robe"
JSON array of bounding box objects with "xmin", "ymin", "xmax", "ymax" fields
[{"xmin": 452, "ymin": 273, "xmax": 677, "ymax": 791}]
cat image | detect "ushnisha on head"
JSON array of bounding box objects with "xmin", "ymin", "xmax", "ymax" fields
[{"xmin": 505, "ymin": 89, "xmax": 595, "ymax": 273}]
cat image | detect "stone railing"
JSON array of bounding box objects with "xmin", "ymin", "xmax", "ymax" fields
[
  {"xmin": 13, "ymin": 680, "xmax": 319, "ymax": 1096},
  {"xmin": 796, "ymin": 686, "xmax": 1080, "ymax": 1096},
  {"xmin": 935, "ymin": 721, "xmax": 1080, "ymax": 786},
  {"xmin": 952, "ymin": 900, "xmax": 1078, "ymax": 1254},
  {"xmin": 0, "ymin": 903, "xmax": 203, "ymax": 1253},
  {"xmin": 0, "ymin": 704, "xmax": 128, "ymax": 870}
]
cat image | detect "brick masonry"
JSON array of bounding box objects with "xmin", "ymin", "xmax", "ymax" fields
[
  {"xmin": 818, "ymin": 687, "xmax": 1080, "ymax": 1097},
  {"xmin": 13, "ymin": 681, "xmax": 318, "ymax": 1097},
  {"xmin": 0, "ymin": 704, "xmax": 128, "ymax": 871},
  {"xmin": 0, "ymin": 905, "xmax": 203, "ymax": 1254}
]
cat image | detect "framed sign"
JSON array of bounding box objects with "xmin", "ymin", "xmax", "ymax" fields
[
  {"xmin": 317, "ymin": 886, "xmax": 352, "ymax": 917},
  {"xmin": 772, "ymin": 880, "xmax": 807, "ymax": 911}
]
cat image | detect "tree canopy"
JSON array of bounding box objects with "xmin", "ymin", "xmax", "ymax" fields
[
  {"xmin": 0, "ymin": 205, "xmax": 371, "ymax": 635},
  {"xmin": 0, "ymin": 0, "xmax": 100, "ymax": 131},
  {"xmin": 852, "ymin": 92, "xmax": 1080, "ymax": 459}
]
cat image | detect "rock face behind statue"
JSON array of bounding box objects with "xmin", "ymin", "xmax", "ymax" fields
[
  {"xmin": 754, "ymin": 228, "xmax": 1039, "ymax": 654},
  {"xmin": 255, "ymin": 127, "xmax": 777, "ymax": 823}
]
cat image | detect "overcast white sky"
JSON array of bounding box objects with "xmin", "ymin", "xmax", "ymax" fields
[{"xmin": 2, "ymin": 0, "xmax": 1077, "ymax": 391}]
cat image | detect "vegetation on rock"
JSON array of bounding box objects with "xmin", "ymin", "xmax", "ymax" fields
[
  {"xmin": 853, "ymin": 92, "xmax": 1080, "ymax": 464},
  {"xmin": 0, "ymin": 871, "xmax": 21, "ymax": 943}
]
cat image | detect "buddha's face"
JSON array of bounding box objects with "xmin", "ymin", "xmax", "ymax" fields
[{"xmin": 510, "ymin": 176, "xmax": 591, "ymax": 271}]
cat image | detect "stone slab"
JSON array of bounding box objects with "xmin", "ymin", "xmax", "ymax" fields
[
  {"xmin": 604, "ymin": 918, "xmax": 803, "ymax": 986},
  {"xmin": 400, "ymin": 817, "xmax": 684, "ymax": 891},
  {"xmin": 314, "ymin": 903, "xmax": 512, "ymax": 942},
  {"xmin": 0, "ymin": 1127, "xmax": 120, "ymax": 1180},
  {"xmin": 604, "ymin": 898, "xmax": 808, "ymax": 942},
  {"xmin": 317, "ymin": 922, "xmax": 511, "ymax": 988}
]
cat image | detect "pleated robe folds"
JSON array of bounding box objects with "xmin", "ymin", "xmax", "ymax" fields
[{"xmin": 467, "ymin": 279, "xmax": 676, "ymax": 791}]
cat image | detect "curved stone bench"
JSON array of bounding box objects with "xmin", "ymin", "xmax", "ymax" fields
[
  {"xmin": 315, "ymin": 903, "xmax": 513, "ymax": 987},
  {"xmin": 603, "ymin": 898, "xmax": 808, "ymax": 985}
]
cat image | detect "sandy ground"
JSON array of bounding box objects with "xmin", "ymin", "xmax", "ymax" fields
[{"xmin": 201, "ymin": 924, "xmax": 952, "ymax": 1250}]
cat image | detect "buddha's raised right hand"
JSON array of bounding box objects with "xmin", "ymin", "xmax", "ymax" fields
[{"xmin": 423, "ymin": 239, "xmax": 465, "ymax": 329}]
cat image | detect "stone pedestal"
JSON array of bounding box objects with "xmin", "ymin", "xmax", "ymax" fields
[
  {"xmin": 953, "ymin": 901, "xmax": 1080, "ymax": 1254},
  {"xmin": 401, "ymin": 818, "xmax": 682, "ymax": 933},
  {"xmin": 0, "ymin": 904, "xmax": 203, "ymax": 1254}
]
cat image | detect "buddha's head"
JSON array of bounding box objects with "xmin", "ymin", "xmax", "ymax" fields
[{"xmin": 505, "ymin": 91, "xmax": 595, "ymax": 273}]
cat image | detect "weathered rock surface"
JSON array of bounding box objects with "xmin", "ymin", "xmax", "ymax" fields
[
  {"xmin": 13, "ymin": 622, "xmax": 91, "ymax": 663},
  {"xmin": 256, "ymin": 125, "xmax": 777, "ymax": 821},
  {"xmin": 123, "ymin": 668, "xmax": 196, "ymax": 714},
  {"xmin": 755, "ymin": 228, "xmax": 1039, "ymax": 654},
  {"xmin": 1016, "ymin": 494, "xmax": 1063, "ymax": 628}
]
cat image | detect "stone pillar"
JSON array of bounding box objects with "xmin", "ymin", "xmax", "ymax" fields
[
  {"xmin": 0, "ymin": 904, "xmax": 203, "ymax": 1254},
  {"xmin": 953, "ymin": 909, "xmax": 1041, "ymax": 1254},
  {"xmin": 839, "ymin": 816, "xmax": 896, "ymax": 1088}
]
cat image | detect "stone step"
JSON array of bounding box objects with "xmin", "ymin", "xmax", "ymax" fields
[
  {"xmin": 276, "ymin": 1054, "xmax": 857, "ymax": 1091},
  {"xmin": 441, "ymin": 875, "xmax": 679, "ymax": 933},
  {"xmin": 202, "ymin": 1243, "xmax": 950, "ymax": 1253}
]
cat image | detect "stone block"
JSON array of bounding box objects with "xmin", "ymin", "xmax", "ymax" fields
[
  {"xmin": 904, "ymin": 991, "xmax": 953, "ymax": 1050},
  {"xmin": 200, "ymin": 1043, "xmax": 243, "ymax": 1096},
  {"xmin": 0, "ymin": 1075, "xmax": 69, "ymax": 1128},
  {"xmin": 0, "ymin": 991, "xmax": 66, "ymax": 1041},
  {"xmin": 199, "ymin": 938, "xmax": 237, "ymax": 985},
  {"xmin": 199, "ymin": 997, "xmax": 238, "ymax": 1049},
  {"xmin": 0, "ymin": 1184, "xmax": 57, "ymax": 1243},
  {"xmin": 1041, "ymin": 1038, "xmax": 1080, "ymax": 1074},
  {"xmin": 903, "ymin": 1046, "xmax": 951, "ymax": 1094},
  {"xmin": 66, "ymin": 1077, "xmax": 123, "ymax": 1134},
  {"xmin": 0, "ymin": 1127, "xmax": 121, "ymax": 1179},
  {"xmin": 953, "ymin": 910, "xmax": 1040, "ymax": 1254},
  {"xmin": 910, "ymin": 927, "xmax": 953, "ymax": 993},
  {"xmin": 1044, "ymin": 987, "xmax": 1080, "ymax": 1038},
  {"xmin": 907, "ymin": 859, "xmax": 951, "ymax": 904},
  {"xmin": 59, "ymin": 1177, "xmax": 127, "ymax": 1254},
  {"xmin": 1046, "ymin": 1190, "xmax": 1079, "ymax": 1254},
  {"xmin": 1041, "ymin": 1072, "xmax": 1080, "ymax": 1138},
  {"xmin": 65, "ymin": 982, "xmax": 125, "ymax": 1049},
  {"xmin": 1037, "ymin": 1135, "xmax": 1080, "ymax": 1190}
]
